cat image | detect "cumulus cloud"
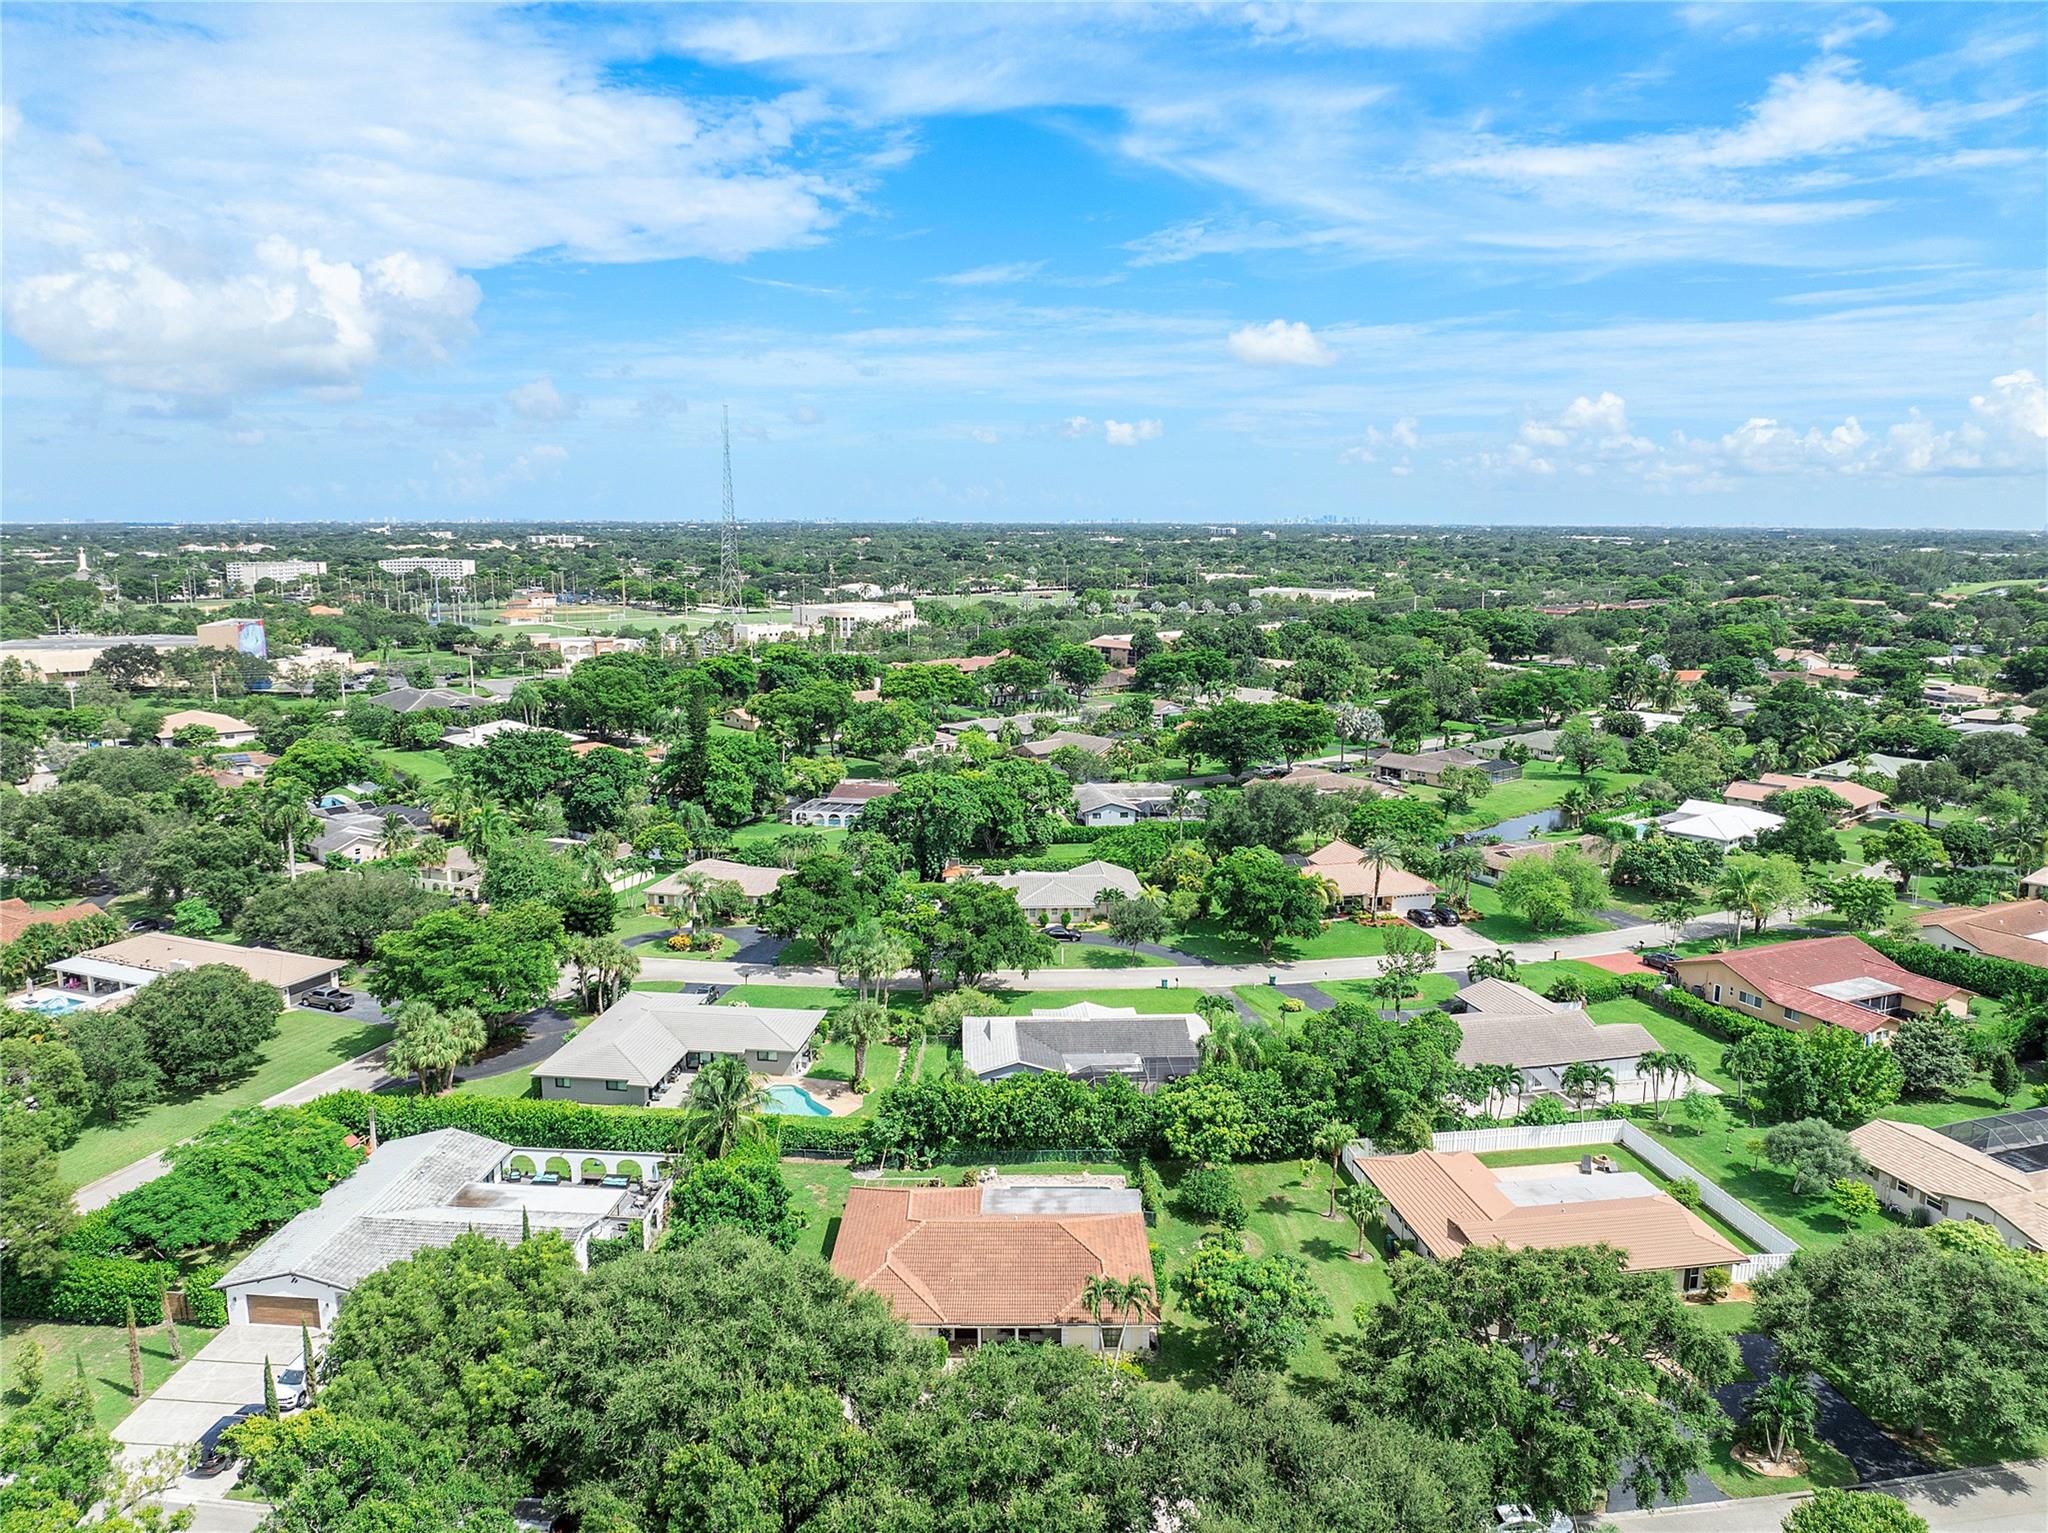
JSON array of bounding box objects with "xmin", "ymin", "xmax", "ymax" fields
[
  {"xmin": 4, "ymin": 237, "xmax": 479, "ymax": 401},
  {"xmin": 506, "ymin": 377, "xmax": 577, "ymax": 423},
  {"xmin": 1342, "ymin": 417, "xmax": 1419, "ymax": 465},
  {"xmin": 1103, "ymin": 418, "xmax": 1164, "ymax": 447},
  {"xmin": 1227, "ymin": 319, "xmax": 1337, "ymax": 367},
  {"xmin": 1475, "ymin": 373, "xmax": 2047, "ymax": 487}
]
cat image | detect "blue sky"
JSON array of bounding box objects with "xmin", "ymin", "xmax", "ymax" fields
[{"xmin": 3, "ymin": 2, "xmax": 2043, "ymax": 527}]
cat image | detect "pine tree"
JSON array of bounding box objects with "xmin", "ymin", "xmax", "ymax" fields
[
  {"xmin": 301, "ymin": 1323, "xmax": 318, "ymax": 1403},
  {"xmin": 126, "ymin": 1301, "xmax": 144, "ymax": 1399},
  {"xmin": 263, "ymin": 1359, "xmax": 279, "ymax": 1419},
  {"xmin": 161, "ymin": 1290, "xmax": 182, "ymax": 1360},
  {"xmin": 521, "ymin": 1206, "xmax": 532, "ymax": 1241}
]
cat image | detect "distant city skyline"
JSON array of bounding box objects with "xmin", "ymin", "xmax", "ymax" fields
[{"xmin": 3, "ymin": 2, "xmax": 2044, "ymax": 527}]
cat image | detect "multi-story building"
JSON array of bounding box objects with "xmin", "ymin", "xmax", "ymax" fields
[
  {"xmin": 225, "ymin": 559, "xmax": 328, "ymax": 588},
  {"xmin": 377, "ymin": 557, "xmax": 477, "ymax": 578}
]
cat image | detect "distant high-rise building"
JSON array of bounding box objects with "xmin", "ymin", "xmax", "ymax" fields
[
  {"xmin": 377, "ymin": 557, "xmax": 476, "ymax": 578},
  {"xmin": 226, "ymin": 559, "xmax": 328, "ymax": 588}
]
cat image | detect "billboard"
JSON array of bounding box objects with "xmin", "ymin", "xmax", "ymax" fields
[{"xmin": 237, "ymin": 620, "xmax": 267, "ymax": 660}]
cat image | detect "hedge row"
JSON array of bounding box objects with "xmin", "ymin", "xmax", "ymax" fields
[
  {"xmin": 1865, "ymin": 935, "xmax": 2048, "ymax": 1006},
  {"xmin": 4, "ymin": 1254, "xmax": 177, "ymax": 1326},
  {"xmin": 1648, "ymin": 983, "xmax": 1759, "ymax": 1041},
  {"xmin": 305, "ymin": 1090, "xmax": 702, "ymax": 1152}
]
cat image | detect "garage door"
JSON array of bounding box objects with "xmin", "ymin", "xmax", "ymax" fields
[{"xmin": 246, "ymin": 1295, "xmax": 321, "ymax": 1327}]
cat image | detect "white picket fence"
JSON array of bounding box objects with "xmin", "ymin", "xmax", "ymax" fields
[{"xmin": 1352, "ymin": 1120, "xmax": 1800, "ymax": 1284}]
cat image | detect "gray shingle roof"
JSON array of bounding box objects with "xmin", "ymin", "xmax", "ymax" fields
[
  {"xmin": 1450, "ymin": 978, "xmax": 1658, "ymax": 1069},
  {"xmin": 536, "ymin": 993, "xmax": 824, "ymax": 1087},
  {"xmin": 961, "ymin": 1002, "xmax": 1208, "ymax": 1078},
  {"xmin": 976, "ymin": 859, "xmax": 1140, "ymax": 910}
]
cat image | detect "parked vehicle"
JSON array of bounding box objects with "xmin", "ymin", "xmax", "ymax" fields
[
  {"xmin": 125, "ymin": 917, "xmax": 167, "ymax": 933},
  {"xmin": 1406, "ymin": 908, "xmax": 1439, "ymax": 928},
  {"xmin": 300, "ymin": 987, "xmax": 355, "ymax": 1013},
  {"xmin": 191, "ymin": 1405, "xmax": 265, "ymax": 1477},
  {"xmin": 1640, "ymin": 950, "xmax": 1680, "ymax": 975},
  {"xmin": 1045, "ymin": 926, "xmax": 1082, "ymax": 943},
  {"xmin": 1496, "ymin": 1504, "xmax": 1573, "ymax": 1533},
  {"xmin": 1429, "ymin": 905, "xmax": 1461, "ymax": 925}
]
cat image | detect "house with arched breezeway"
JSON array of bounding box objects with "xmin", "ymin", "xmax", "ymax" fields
[{"xmin": 214, "ymin": 1129, "xmax": 672, "ymax": 1329}]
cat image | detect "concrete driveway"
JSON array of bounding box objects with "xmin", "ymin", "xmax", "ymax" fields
[{"xmin": 115, "ymin": 1324, "xmax": 316, "ymax": 1474}]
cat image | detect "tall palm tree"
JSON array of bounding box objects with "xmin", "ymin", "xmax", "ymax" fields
[
  {"xmin": 830, "ymin": 999, "xmax": 892, "ymax": 1090},
  {"xmin": 1653, "ymin": 895, "xmax": 1700, "ymax": 941},
  {"xmin": 1498, "ymin": 1067, "xmax": 1525, "ymax": 1118},
  {"xmin": 376, "ymin": 814, "xmax": 417, "ymax": 861},
  {"xmin": 1439, "ymin": 844, "xmax": 1485, "ymax": 909},
  {"xmin": 1312, "ymin": 1120, "xmax": 1356, "ymax": 1219},
  {"xmin": 1713, "ymin": 864, "xmax": 1760, "ymax": 947},
  {"xmin": 1637, "ymin": 1050, "xmax": 1668, "ymax": 1116},
  {"xmin": 257, "ymin": 778, "xmax": 320, "ymax": 878},
  {"xmin": 1358, "ymin": 834, "xmax": 1402, "ymax": 919},
  {"xmin": 1336, "ymin": 1182, "xmax": 1384, "ymax": 1259},
  {"xmin": 1744, "ymin": 1370, "xmax": 1817, "ymax": 1466},
  {"xmin": 1081, "ymin": 1273, "xmax": 1116, "ymax": 1332},
  {"xmin": 429, "ymin": 779, "xmax": 482, "ymax": 835},
  {"xmin": 681, "ymin": 1054, "xmax": 767, "ymax": 1158},
  {"xmin": 1198, "ymin": 1017, "xmax": 1262, "ymax": 1070},
  {"xmin": 1167, "ymin": 785, "xmax": 1195, "ymax": 841},
  {"xmin": 460, "ymin": 801, "xmax": 514, "ymax": 860},
  {"xmin": 832, "ymin": 918, "xmax": 909, "ymax": 1005},
  {"xmin": 1660, "ymin": 1051, "xmax": 1697, "ymax": 1117}
]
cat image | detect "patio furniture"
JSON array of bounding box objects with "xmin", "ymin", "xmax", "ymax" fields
[
  {"xmin": 601, "ymin": 1175, "xmax": 629, "ymax": 1189},
  {"xmin": 532, "ymin": 1172, "xmax": 561, "ymax": 1186}
]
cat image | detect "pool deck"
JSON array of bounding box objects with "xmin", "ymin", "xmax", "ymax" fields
[{"xmin": 793, "ymin": 1077, "xmax": 868, "ymax": 1117}]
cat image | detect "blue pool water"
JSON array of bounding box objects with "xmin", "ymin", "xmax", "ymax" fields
[
  {"xmin": 23, "ymin": 993, "xmax": 88, "ymax": 1015},
  {"xmin": 762, "ymin": 1084, "xmax": 832, "ymax": 1117}
]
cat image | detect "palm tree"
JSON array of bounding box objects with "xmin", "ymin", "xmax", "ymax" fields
[
  {"xmin": 1653, "ymin": 895, "xmax": 1700, "ymax": 941},
  {"xmin": 1312, "ymin": 1119, "xmax": 1355, "ymax": 1219},
  {"xmin": 681, "ymin": 1054, "xmax": 768, "ymax": 1158},
  {"xmin": 1168, "ymin": 785, "xmax": 1195, "ymax": 840},
  {"xmin": 567, "ymin": 935, "xmax": 640, "ymax": 1012},
  {"xmin": 1359, "ymin": 834, "xmax": 1402, "ymax": 919},
  {"xmin": 1198, "ymin": 1017, "xmax": 1262, "ymax": 1069},
  {"xmin": 832, "ymin": 918, "xmax": 909, "ymax": 1005},
  {"xmin": 1713, "ymin": 864, "xmax": 1760, "ymax": 947},
  {"xmin": 1497, "ymin": 1066, "xmax": 1525, "ymax": 1118},
  {"xmin": 376, "ymin": 814, "xmax": 417, "ymax": 860},
  {"xmin": 460, "ymin": 801, "xmax": 514, "ymax": 860},
  {"xmin": 1081, "ymin": 1273, "xmax": 1116, "ymax": 1333},
  {"xmin": 429, "ymin": 779, "xmax": 482, "ymax": 835},
  {"xmin": 1744, "ymin": 1370, "xmax": 1818, "ymax": 1466},
  {"xmin": 257, "ymin": 778, "xmax": 320, "ymax": 878},
  {"xmin": 1336, "ymin": 1181, "xmax": 1384, "ymax": 1259},
  {"xmin": 1559, "ymin": 783, "xmax": 1599, "ymax": 829},
  {"xmin": 830, "ymin": 999, "xmax": 892, "ymax": 1090},
  {"xmin": 1560, "ymin": 1061, "xmax": 1612, "ymax": 1121},
  {"xmin": 1637, "ymin": 1050, "xmax": 1668, "ymax": 1116},
  {"xmin": 1439, "ymin": 844, "xmax": 1485, "ymax": 910}
]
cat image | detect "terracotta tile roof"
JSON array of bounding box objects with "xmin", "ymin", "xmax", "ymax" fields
[
  {"xmin": 1723, "ymin": 773, "xmax": 1887, "ymax": 812},
  {"xmin": 831, "ymin": 1184, "xmax": 1157, "ymax": 1327},
  {"xmin": 1849, "ymin": 1120, "xmax": 2048, "ymax": 1248},
  {"xmin": 1914, "ymin": 901, "xmax": 2048, "ymax": 969},
  {"xmin": 0, "ymin": 898, "xmax": 103, "ymax": 944},
  {"xmin": 1356, "ymin": 1151, "xmax": 1741, "ymax": 1273},
  {"xmin": 648, "ymin": 858, "xmax": 793, "ymax": 901},
  {"xmin": 1313, "ymin": 858, "xmax": 1439, "ymax": 901},
  {"xmin": 1675, "ymin": 936, "xmax": 1964, "ymax": 1034}
]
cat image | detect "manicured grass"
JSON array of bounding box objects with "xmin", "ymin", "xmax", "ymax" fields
[
  {"xmin": 715, "ymin": 983, "xmax": 853, "ymax": 1010},
  {"xmin": 1048, "ymin": 943, "xmax": 1170, "ymax": 970},
  {"xmin": 1149, "ymin": 1160, "xmax": 1392, "ymax": 1386},
  {"xmin": 1462, "ymin": 883, "xmax": 1609, "ymax": 944},
  {"xmin": 624, "ymin": 933, "xmax": 739, "ymax": 960},
  {"xmin": 728, "ymin": 820, "xmax": 847, "ymax": 852},
  {"xmin": 1514, "ymin": 958, "xmax": 1641, "ymax": 995},
  {"xmin": 372, "ymin": 747, "xmax": 451, "ymax": 784},
  {"xmin": 807, "ymin": 1039, "xmax": 906, "ymax": 1094},
  {"xmin": 1634, "ymin": 1108, "xmax": 1892, "ymax": 1252},
  {"xmin": 2, "ymin": 1319, "xmax": 222, "ymax": 1429},
  {"xmin": 1231, "ymin": 972, "xmax": 1458, "ymax": 1025},
  {"xmin": 1589, "ymin": 996, "xmax": 1739, "ymax": 1092},
  {"xmin": 452, "ymin": 1070, "xmax": 538, "ymax": 1100},
  {"xmin": 1168, "ymin": 917, "xmax": 1394, "ymax": 964},
  {"xmin": 1413, "ymin": 759, "xmax": 1649, "ymax": 836},
  {"xmin": 58, "ymin": 1012, "xmax": 391, "ymax": 1186},
  {"xmin": 1707, "ymin": 1431, "xmax": 1858, "ymax": 1500}
]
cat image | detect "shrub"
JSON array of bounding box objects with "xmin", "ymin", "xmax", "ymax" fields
[
  {"xmin": 1175, "ymin": 1165, "xmax": 1248, "ymax": 1230},
  {"xmin": 1697, "ymin": 1265, "xmax": 1731, "ymax": 1304},
  {"xmin": 586, "ymin": 1235, "xmax": 641, "ymax": 1267},
  {"xmin": 1669, "ymin": 1177, "xmax": 1703, "ymax": 1212},
  {"xmin": 1135, "ymin": 1157, "xmax": 1168, "ymax": 1220},
  {"xmin": 1279, "ymin": 996, "xmax": 1305, "ymax": 1014},
  {"xmin": 182, "ymin": 1263, "xmax": 228, "ymax": 1327},
  {"xmin": 2, "ymin": 1254, "xmax": 175, "ymax": 1325}
]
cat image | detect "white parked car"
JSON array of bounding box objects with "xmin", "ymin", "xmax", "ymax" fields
[{"xmin": 1497, "ymin": 1505, "xmax": 1574, "ymax": 1533}]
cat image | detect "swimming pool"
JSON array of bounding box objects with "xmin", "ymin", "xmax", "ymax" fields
[
  {"xmin": 22, "ymin": 993, "xmax": 89, "ymax": 1015},
  {"xmin": 761, "ymin": 1083, "xmax": 832, "ymax": 1117}
]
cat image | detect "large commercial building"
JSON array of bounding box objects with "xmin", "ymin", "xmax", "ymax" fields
[
  {"xmin": 0, "ymin": 633, "xmax": 198, "ymax": 679},
  {"xmin": 225, "ymin": 560, "xmax": 328, "ymax": 588},
  {"xmin": 377, "ymin": 557, "xmax": 477, "ymax": 578}
]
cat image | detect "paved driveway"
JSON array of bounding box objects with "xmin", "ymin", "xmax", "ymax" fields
[
  {"xmin": 1719, "ymin": 1333, "xmax": 1933, "ymax": 1485},
  {"xmin": 114, "ymin": 1324, "xmax": 315, "ymax": 1462}
]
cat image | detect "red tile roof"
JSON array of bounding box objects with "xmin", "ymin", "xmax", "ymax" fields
[
  {"xmin": 0, "ymin": 898, "xmax": 103, "ymax": 945},
  {"xmin": 1676, "ymin": 936, "xmax": 1963, "ymax": 1034},
  {"xmin": 830, "ymin": 1184, "xmax": 1157, "ymax": 1328}
]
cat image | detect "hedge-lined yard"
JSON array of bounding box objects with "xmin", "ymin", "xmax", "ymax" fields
[{"xmin": 2, "ymin": 1318, "xmax": 221, "ymax": 1429}]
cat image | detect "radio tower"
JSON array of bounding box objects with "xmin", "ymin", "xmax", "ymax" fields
[{"xmin": 717, "ymin": 405, "xmax": 743, "ymax": 615}]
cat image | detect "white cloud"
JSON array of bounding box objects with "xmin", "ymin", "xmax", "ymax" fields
[
  {"xmin": 1103, "ymin": 418, "xmax": 1163, "ymax": 447},
  {"xmin": 506, "ymin": 377, "xmax": 576, "ymax": 423},
  {"xmin": 1227, "ymin": 319, "xmax": 1336, "ymax": 367},
  {"xmin": 969, "ymin": 427, "xmax": 999, "ymax": 444},
  {"xmin": 931, "ymin": 261, "xmax": 1047, "ymax": 287},
  {"xmin": 4, "ymin": 238, "xmax": 479, "ymax": 400}
]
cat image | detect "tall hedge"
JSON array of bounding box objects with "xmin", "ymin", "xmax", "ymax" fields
[
  {"xmin": 3, "ymin": 1254, "xmax": 176, "ymax": 1325},
  {"xmin": 1865, "ymin": 935, "xmax": 2048, "ymax": 1004},
  {"xmin": 1649, "ymin": 984, "xmax": 1760, "ymax": 1041}
]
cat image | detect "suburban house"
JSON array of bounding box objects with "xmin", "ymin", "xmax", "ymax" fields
[
  {"xmin": 214, "ymin": 1129, "xmax": 673, "ymax": 1328},
  {"xmin": 1848, "ymin": 1118, "xmax": 2048, "ymax": 1252},
  {"xmin": 534, "ymin": 992, "xmax": 826, "ymax": 1106},
  {"xmin": 49, "ymin": 932, "xmax": 345, "ymax": 1006},
  {"xmin": 1480, "ymin": 833, "xmax": 1607, "ymax": 878},
  {"xmin": 1674, "ymin": 936, "xmax": 1968, "ymax": 1044},
  {"xmin": 1370, "ymin": 747, "xmax": 1523, "ymax": 788},
  {"xmin": 1347, "ymin": 1148, "xmax": 1742, "ymax": 1294},
  {"xmin": 644, "ymin": 858, "xmax": 793, "ymax": 911},
  {"xmin": 0, "ymin": 897, "xmax": 104, "ymax": 944},
  {"xmin": 1017, "ymin": 730, "xmax": 1115, "ymax": 759},
  {"xmin": 1448, "ymin": 978, "xmax": 1664, "ymax": 1111},
  {"xmin": 1653, "ymin": 798, "xmax": 1784, "ymax": 848},
  {"xmin": 439, "ymin": 718, "xmax": 584, "ymax": 750},
  {"xmin": 367, "ymin": 685, "xmax": 482, "ymax": 713},
  {"xmin": 1913, "ymin": 901, "xmax": 2048, "ymax": 969},
  {"xmin": 414, "ymin": 843, "xmax": 483, "ymax": 899},
  {"xmin": 310, "ymin": 812, "xmax": 386, "ymax": 864},
  {"xmin": 1924, "ymin": 680, "xmax": 1995, "ymax": 711},
  {"xmin": 975, "ymin": 858, "xmax": 1141, "ymax": 922},
  {"xmin": 788, "ymin": 779, "xmax": 901, "ymax": 829},
  {"xmin": 1303, "ymin": 839, "xmax": 1440, "ymax": 914},
  {"xmin": 830, "ymin": 1178, "xmax": 1160, "ymax": 1353},
  {"xmin": 961, "ymin": 1001, "xmax": 1208, "ymax": 1087},
  {"xmin": 1071, "ymin": 781, "xmax": 1190, "ymax": 827},
  {"xmin": 1272, "ymin": 764, "xmax": 1393, "ymax": 796},
  {"xmin": 1723, "ymin": 772, "xmax": 1888, "ymax": 820},
  {"xmin": 155, "ymin": 709, "xmax": 259, "ymax": 747}
]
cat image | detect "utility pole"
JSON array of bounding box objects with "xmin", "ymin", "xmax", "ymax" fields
[{"xmin": 718, "ymin": 406, "xmax": 743, "ymax": 616}]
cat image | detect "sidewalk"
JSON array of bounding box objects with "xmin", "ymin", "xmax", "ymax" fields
[{"xmin": 1590, "ymin": 1459, "xmax": 2048, "ymax": 1532}]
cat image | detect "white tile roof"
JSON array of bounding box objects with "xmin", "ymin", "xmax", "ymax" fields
[
  {"xmin": 536, "ymin": 992, "xmax": 824, "ymax": 1088},
  {"xmin": 976, "ymin": 859, "xmax": 1141, "ymax": 910}
]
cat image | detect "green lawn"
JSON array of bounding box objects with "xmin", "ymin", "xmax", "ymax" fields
[
  {"xmin": 59, "ymin": 1012, "xmax": 391, "ymax": 1186},
  {"xmin": 372, "ymin": 747, "xmax": 451, "ymax": 784},
  {"xmin": 728, "ymin": 821, "xmax": 847, "ymax": 853},
  {"xmin": 1232, "ymin": 972, "xmax": 1457, "ymax": 1025},
  {"xmin": 1411, "ymin": 759, "xmax": 1649, "ymax": 836},
  {"xmin": 807, "ymin": 1040, "xmax": 906, "ymax": 1094},
  {"xmin": 1168, "ymin": 917, "xmax": 1395, "ymax": 964},
  {"xmin": 1048, "ymin": 943, "xmax": 1170, "ymax": 970},
  {"xmin": 1633, "ymin": 1108, "xmax": 1892, "ymax": 1253},
  {"xmin": 452, "ymin": 1070, "xmax": 538, "ymax": 1100},
  {"xmin": 1462, "ymin": 883, "xmax": 1609, "ymax": 945},
  {"xmin": 3, "ymin": 1319, "xmax": 222, "ymax": 1429}
]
